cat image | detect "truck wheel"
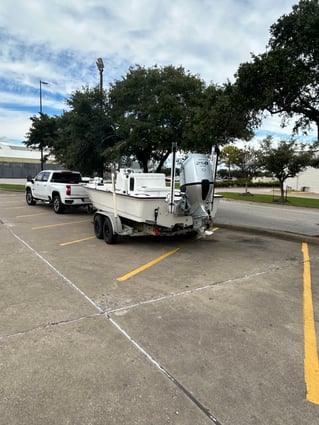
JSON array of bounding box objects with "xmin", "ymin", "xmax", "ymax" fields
[
  {"xmin": 26, "ymin": 189, "xmax": 36, "ymax": 205},
  {"xmin": 94, "ymin": 214, "xmax": 104, "ymax": 239},
  {"xmin": 53, "ymin": 194, "xmax": 65, "ymax": 214},
  {"xmin": 103, "ymin": 217, "xmax": 118, "ymax": 244}
]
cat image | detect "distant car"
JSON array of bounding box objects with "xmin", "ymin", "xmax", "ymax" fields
[{"xmin": 165, "ymin": 176, "xmax": 180, "ymax": 182}]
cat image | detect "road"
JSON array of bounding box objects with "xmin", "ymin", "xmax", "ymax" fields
[{"xmin": 215, "ymin": 197, "xmax": 319, "ymax": 237}]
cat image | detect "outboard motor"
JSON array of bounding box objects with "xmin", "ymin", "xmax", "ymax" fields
[{"xmin": 179, "ymin": 153, "xmax": 214, "ymax": 230}]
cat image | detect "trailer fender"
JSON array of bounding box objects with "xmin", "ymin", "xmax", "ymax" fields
[{"xmin": 95, "ymin": 211, "xmax": 123, "ymax": 234}]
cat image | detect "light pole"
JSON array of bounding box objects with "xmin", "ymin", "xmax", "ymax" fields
[
  {"xmin": 96, "ymin": 58, "xmax": 105, "ymax": 177},
  {"xmin": 39, "ymin": 80, "xmax": 48, "ymax": 170},
  {"xmin": 96, "ymin": 58, "xmax": 104, "ymax": 93}
]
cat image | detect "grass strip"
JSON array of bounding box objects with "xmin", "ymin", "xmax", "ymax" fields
[
  {"xmin": 216, "ymin": 191, "xmax": 319, "ymax": 209},
  {"xmin": 0, "ymin": 184, "xmax": 25, "ymax": 191}
]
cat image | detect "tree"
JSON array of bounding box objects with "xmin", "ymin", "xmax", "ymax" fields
[
  {"xmin": 185, "ymin": 82, "xmax": 254, "ymax": 152},
  {"xmin": 25, "ymin": 113, "xmax": 59, "ymax": 165},
  {"xmin": 220, "ymin": 145, "xmax": 243, "ymax": 179},
  {"xmin": 26, "ymin": 86, "xmax": 115, "ymax": 176},
  {"xmin": 108, "ymin": 65, "xmax": 206, "ymax": 172},
  {"xmin": 258, "ymin": 136, "xmax": 314, "ymax": 201},
  {"xmin": 235, "ymin": 145, "xmax": 260, "ymax": 193},
  {"xmin": 57, "ymin": 86, "xmax": 115, "ymax": 175},
  {"xmin": 235, "ymin": 0, "xmax": 319, "ymax": 140}
]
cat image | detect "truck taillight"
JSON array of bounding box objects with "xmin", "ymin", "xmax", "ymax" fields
[{"xmin": 66, "ymin": 185, "xmax": 71, "ymax": 196}]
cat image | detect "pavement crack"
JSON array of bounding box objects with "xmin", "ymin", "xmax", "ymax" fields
[
  {"xmin": 107, "ymin": 261, "xmax": 302, "ymax": 316},
  {"xmin": 0, "ymin": 313, "xmax": 102, "ymax": 340}
]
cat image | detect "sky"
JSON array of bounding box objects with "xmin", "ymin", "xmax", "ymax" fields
[{"xmin": 0, "ymin": 0, "xmax": 317, "ymax": 147}]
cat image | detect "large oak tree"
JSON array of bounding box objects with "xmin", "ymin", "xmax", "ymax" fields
[{"xmin": 107, "ymin": 65, "xmax": 206, "ymax": 172}]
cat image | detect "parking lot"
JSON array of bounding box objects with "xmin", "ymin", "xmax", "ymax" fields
[{"xmin": 1, "ymin": 190, "xmax": 319, "ymax": 425}]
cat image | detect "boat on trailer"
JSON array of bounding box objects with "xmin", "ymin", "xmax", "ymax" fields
[{"xmin": 85, "ymin": 147, "xmax": 221, "ymax": 244}]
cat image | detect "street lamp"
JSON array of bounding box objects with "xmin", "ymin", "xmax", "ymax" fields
[
  {"xmin": 39, "ymin": 80, "xmax": 48, "ymax": 171},
  {"xmin": 96, "ymin": 58, "xmax": 104, "ymax": 93},
  {"xmin": 96, "ymin": 58, "xmax": 105, "ymax": 176}
]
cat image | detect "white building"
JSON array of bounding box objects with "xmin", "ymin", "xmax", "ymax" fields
[
  {"xmin": 0, "ymin": 142, "xmax": 59, "ymax": 178},
  {"xmin": 286, "ymin": 167, "xmax": 319, "ymax": 193},
  {"xmin": 0, "ymin": 142, "xmax": 55, "ymax": 163}
]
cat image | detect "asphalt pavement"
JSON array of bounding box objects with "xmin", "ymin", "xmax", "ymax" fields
[
  {"xmin": 215, "ymin": 198, "xmax": 319, "ymax": 238},
  {"xmin": 213, "ymin": 187, "xmax": 319, "ymax": 239}
]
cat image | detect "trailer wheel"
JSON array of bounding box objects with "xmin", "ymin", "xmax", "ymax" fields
[
  {"xmin": 103, "ymin": 217, "xmax": 118, "ymax": 244},
  {"xmin": 94, "ymin": 214, "xmax": 104, "ymax": 239}
]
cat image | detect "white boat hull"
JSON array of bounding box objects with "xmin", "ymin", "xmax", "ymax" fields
[{"xmin": 85, "ymin": 183, "xmax": 193, "ymax": 229}]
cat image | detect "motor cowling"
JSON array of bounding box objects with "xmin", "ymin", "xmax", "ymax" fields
[{"xmin": 179, "ymin": 153, "xmax": 214, "ymax": 223}]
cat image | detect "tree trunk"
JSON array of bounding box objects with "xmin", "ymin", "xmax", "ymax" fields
[
  {"xmin": 245, "ymin": 179, "xmax": 248, "ymax": 194},
  {"xmin": 279, "ymin": 180, "xmax": 285, "ymax": 202},
  {"xmin": 142, "ymin": 160, "xmax": 148, "ymax": 173},
  {"xmin": 155, "ymin": 151, "xmax": 170, "ymax": 173}
]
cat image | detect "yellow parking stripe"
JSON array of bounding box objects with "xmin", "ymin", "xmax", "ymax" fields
[
  {"xmin": 117, "ymin": 247, "xmax": 180, "ymax": 282},
  {"xmin": 3, "ymin": 206, "xmax": 26, "ymax": 209},
  {"xmin": 302, "ymin": 242, "xmax": 319, "ymax": 405},
  {"xmin": 116, "ymin": 228, "xmax": 218, "ymax": 282},
  {"xmin": 32, "ymin": 219, "xmax": 90, "ymax": 230},
  {"xmin": 60, "ymin": 236, "xmax": 96, "ymax": 246},
  {"xmin": 17, "ymin": 212, "xmax": 51, "ymax": 218}
]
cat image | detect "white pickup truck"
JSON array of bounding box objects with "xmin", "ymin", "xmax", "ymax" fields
[{"xmin": 25, "ymin": 170, "xmax": 91, "ymax": 213}]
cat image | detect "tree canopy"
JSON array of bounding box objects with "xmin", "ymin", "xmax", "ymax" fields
[
  {"xmin": 107, "ymin": 65, "xmax": 206, "ymax": 172},
  {"xmin": 185, "ymin": 82, "xmax": 253, "ymax": 152},
  {"xmin": 22, "ymin": 65, "xmax": 262, "ymax": 175},
  {"xmin": 235, "ymin": 0, "xmax": 319, "ymax": 140},
  {"xmin": 25, "ymin": 113, "xmax": 58, "ymax": 162},
  {"xmin": 26, "ymin": 87, "xmax": 115, "ymax": 176},
  {"xmin": 54, "ymin": 86, "xmax": 115, "ymax": 175},
  {"xmin": 106, "ymin": 65, "xmax": 253, "ymax": 172}
]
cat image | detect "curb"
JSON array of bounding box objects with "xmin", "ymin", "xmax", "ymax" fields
[{"xmin": 215, "ymin": 222, "xmax": 319, "ymax": 245}]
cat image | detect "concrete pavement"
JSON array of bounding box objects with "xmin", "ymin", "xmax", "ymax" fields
[
  {"xmin": 0, "ymin": 178, "xmax": 26, "ymax": 185},
  {"xmin": 1, "ymin": 190, "xmax": 319, "ymax": 425}
]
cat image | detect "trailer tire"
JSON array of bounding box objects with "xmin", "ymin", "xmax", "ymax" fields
[
  {"xmin": 103, "ymin": 217, "xmax": 118, "ymax": 244},
  {"xmin": 94, "ymin": 214, "xmax": 104, "ymax": 239}
]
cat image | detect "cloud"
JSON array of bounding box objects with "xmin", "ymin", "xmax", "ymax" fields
[
  {"xmin": 0, "ymin": 0, "xmax": 306, "ymax": 143},
  {"xmin": 0, "ymin": 108, "xmax": 33, "ymax": 141}
]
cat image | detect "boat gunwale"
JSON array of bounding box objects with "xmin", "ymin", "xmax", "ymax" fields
[{"xmin": 85, "ymin": 185, "xmax": 172, "ymax": 200}]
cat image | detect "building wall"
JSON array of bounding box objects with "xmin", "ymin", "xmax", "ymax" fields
[
  {"xmin": 0, "ymin": 161, "xmax": 62, "ymax": 178},
  {"xmin": 286, "ymin": 167, "xmax": 319, "ymax": 192},
  {"xmin": 0, "ymin": 142, "xmax": 62, "ymax": 178}
]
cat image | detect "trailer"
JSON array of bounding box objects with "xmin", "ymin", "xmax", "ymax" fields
[{"xmin": 85, "ymin": 147, "xmax": 221, "ymax": 244}]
